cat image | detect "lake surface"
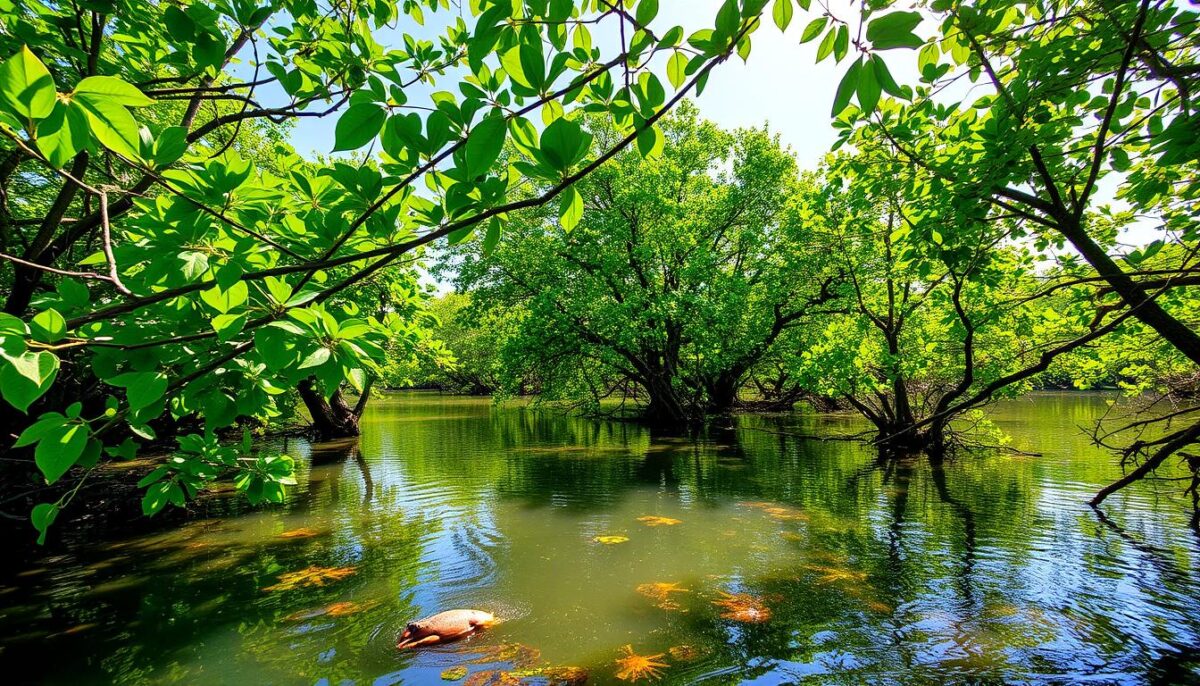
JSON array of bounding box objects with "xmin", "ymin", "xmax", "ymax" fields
[{"xmin": 2, "ymin": 392, "xmax": 1200, "ymax": 685}]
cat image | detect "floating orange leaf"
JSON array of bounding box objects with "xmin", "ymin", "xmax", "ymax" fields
[
  {"xmin": 712, "ymin": 591, "xmax": 772, "ymax": 623},
  {"xmin": 470, "ymin": 642, "xmax": 542, "ymax": 669},
  {"xmin": 263, "ymin": 565, "xmax": 356, "ymax": 592},
  {"xmin": 614, "ymin": 644, "xmax": 668, "ymax": 681},
  {"xmin": 636, "ymin": 582, "xmax": 689, "ymax": 610},
  {"xmin": 279, "ymin": 528, "xmax": 321, "ymax": 538},
  {"xmin": 636, "ymin": 516, "xmax": 681, "ymax": 527},
  {"xmin": 593, "ymin": 535, "xmax": 629, "ymax": 545},
  {"xmin": 464, "ymin": 670, "xmax": 521, "ymax": 686}
]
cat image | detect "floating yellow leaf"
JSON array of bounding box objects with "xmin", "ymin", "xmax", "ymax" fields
[
  {"xmin": 636, "ymin": 516, "xmax": 681, "ymax": 527},
  {"xmin": 636, "ymin": 582, "xmax": 689, "ymax": 610},
  {"xmin": 470, "ymin": 642, "xmax": 542, "ymax": 668},
  {"xmin": 262, "ymin": 565, "xmax": 356, "ymax": 592},
  {"xmin": 804, "ymin": 564, "xmax": 867, "ymax": 585},
  {"xmin": 593, "ymin": 535, "xmax": 629, "ymax": 545},
  {"xmin": 614, "ymin": 644, "xmax": 669, "ymax": 681},
  {"xmin": 441, "ymin": 666, "xmax": 468, "ymax": 681},
  {"xmin": 279, "ymin": 528, "xmax": 321, "ymax": 538},
  {"xmin": 713, "ymin": 591, "xmax": 772, "ymax": 623}
]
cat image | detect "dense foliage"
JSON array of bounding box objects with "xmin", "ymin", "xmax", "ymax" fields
[
  {"xmin": 3, "ymin": 0, "xmax": 1199, "ymax": 540},
  {"xmin": 0, "ymin": 0, "xmax": 790, "ymax": 540}
]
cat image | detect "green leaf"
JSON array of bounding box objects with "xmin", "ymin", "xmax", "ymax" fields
[
  {"xmin": 866, "ymin": 11, "xmax": 924, "ymax": 50},
  {"xmin": 73, "ymin": 76, "xmax": 155, "ymax": 107},
  {"xmin": 200, "ymin": 281, "xmax": 248, "ymax": 313},
  {"xmin": 636, "ymin": 0, "xmax": 659, "ymax": 26},
  {"xmin": 857, "ymin": 57, "xmax": 881, "ymax": 114},
  {"xmin": 35, "ymin": 101, "xmax": 88, "ymax": 168},
  {"xmin": 832, "ymin": 57, "xmax": 862, "ymax": 116},
  {"xmin": 539, "ymin": 116, "xmax": 585, "ymax": 171},
  {"xmin": 153, "ymin": 126, "xmax": 189, "ymax": 166},
  {"xmin": 0, "ymin": 350, "xmax": 58, "ymax": 412},
  {"xmin": 501, "ymin": 46, "xmax": 531, "ymax": 89},
  {"xmin": 14, "ymin": 413, "xmax": 65, "ymax": 448},
  {"xmin": 560, "ymin": 187, "xmax": 583, "ymax": 231},
  {"xmin": 800, "ymin": 17, "xmax": 827, "ymax": 43},
  {"xmin": 464, "ymin": 114, "xmax": 506, "ymax": 179},
  {"xmin": 518, "ymin": 37, "xmax": 546, "ymax": 91},
  {"xmin": 772, "ymin": 0, "xmax": 793, "ymax": 31},
  {"xmin": 31, "ymin": 502, "xmax": 59, "ymax": 545},
  {"xmin": 715, "ymin": 0, "xmax": 741, "ymax": 40},
  {"xmin": 816, "ymin": 27, "xmax": 836, "ymax": 61},
  {"xmin": 75, "ymin": 96, "xmax": 141, "ymax": 159},
  {"xmin": 637, "ymin": 124, "xmax": 664, "ymax": 159},
  {"xmin": 872, "ymin": 55, "xmax": 906, "ymax": 99},
  {"xmin": 115, "ymin": 372, "xmax": 167, "ymax": 411},
  {"xmin": 142, "ymin": 481, "xmax": 171, "ymax": 516},
  {"xmin": 482, "ymin": 216, "xmax": 501, "ymax": 256},
  {"xmin": 30, "ymin": 308, "xmax": 66, "ymax": 343},
  {"xmin": 333, "ymin": 103, "xmax": 386, "ymax": 152},
  {"xmin": 667, "ymin": 51, "xmax": 688, "ymax": 89},
  {"xmin": 35, "ymin": 422, "xmax": 87, "ymax": 484},
  {"xmin": 299, "ymin": 347, "xmax": 331, "ymax": 369},
  {"xmin": 179, "ymin": 251, "xmax": 209, "ymax": 281},
  {"xmin": 0, "ymin": 46, "xmax": 57, "ymax": 121}
]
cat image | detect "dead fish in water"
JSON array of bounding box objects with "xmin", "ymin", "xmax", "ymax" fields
[{"xmin": 397, "ymin": 609, "xmax": 497, "ymax": 649}]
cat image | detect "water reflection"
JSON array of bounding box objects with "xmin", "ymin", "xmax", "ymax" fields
[{"xmin": 0, "ymin": 392, "xmax": 1198, "ymax": 684}]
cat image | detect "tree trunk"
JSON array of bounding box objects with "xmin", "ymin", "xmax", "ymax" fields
[
  {"xmin": 642, "ymin": 375, "xmax": 690, "ymax": 428},
  {"xmin": 297, "ymin": 378, "xmax": 361, "ymax": 440},
  {"xmin": 705, "ymin": 373, "xmax": 741, "ymax": 416}
]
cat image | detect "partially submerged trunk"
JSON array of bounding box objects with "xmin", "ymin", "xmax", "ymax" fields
[{"xmin": 298, "ymin": 377, "xmax": 372, "ymax": 440}]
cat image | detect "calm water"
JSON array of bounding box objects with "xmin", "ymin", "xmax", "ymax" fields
[{"xmin": 2, "ymin": 392, "xmax": 1200, "ymax": 685}]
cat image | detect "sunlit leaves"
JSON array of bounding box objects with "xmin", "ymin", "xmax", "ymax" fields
[
  {"xmin": 866, "ymin": 11, "xmax": 923, "ymax": 50},
  {"xmin": 559, "ymin": 187, "xmax": 583, "ymax": 231},
  {"xmin": 800, "ymin": 17, "xmax": 826, "ymax": 44},
  {"xmin": 73, "ymin": 76, "xmax": 155, "ymax": 107},
  {"xmin": 333, "ymin": 103, "xmax": 387, "ymax": 151},
  {"xmin": 538, "ymin": 116, "xmax": 591, "ymax": 172},
  {"xmin": 0, "ymin": 46, "xmax": 56, "ymax": 120},
  {"xmin": 772, "ymin": 0, "xmax": 793, "ymax": 31},
  {"xmin": 667, "ymin": 51, "xmax": 687, "ymax": 89},
  {"xmin": 35, "ymin": 102, "xmax": 88, "ymax": 168},
  {"xmin": 832, "ymin": 57, "xmax": 861, "ymax": 116},
  {"xmin": 464, "ymin": 114, "xmax": 506, "ymax": 179}
]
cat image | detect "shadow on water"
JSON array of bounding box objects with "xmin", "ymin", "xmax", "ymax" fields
[{"xmin": 1, "ymin": 392, "xmax": 1199, "ymax": 684}]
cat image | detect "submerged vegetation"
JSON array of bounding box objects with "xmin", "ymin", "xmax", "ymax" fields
[{"xmin": 0, "ymin": 0, "xmax": 1196, "ymax": 558}]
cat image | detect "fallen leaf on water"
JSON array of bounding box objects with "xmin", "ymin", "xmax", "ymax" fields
[
  {"xmin": 441, "ymin": 666, "xmax": 469, "ymax": 681},
  {"xmin": 762, "ymin": 506, "xmax": 808, "ymax": 522},
  {"xmin": 636, "ymin": 516, "xmax": 681, "ymax": 527},
  {"xmin": 471, "ymin": 642, "xmax": 542, "ymax": 668},
  {"xmin": 464, "ymin": 670, "xmax": 520, "ymax": 686},
  {"xmin": 713, "ymin": 592, "xmax": 772, "ymax": 623},
  {"xmin": 614, "ymin": 644, "xmax": 669, "ymax": 681},
  {"xmin": 279, "ymin": 528, "xmax": 321, "ymax": 539},
  {"xmin": 804, "ymin": 564, "xmax": 867, "ymax": 585},
  {"xmin": 636, "ymin": 582, "xmax": 689, "ymax": 610},
  {"xmin": 263, "ymin": 565, "xmax": 356, "ymax": 592},
  {"xmin": 284, "ymin": 599, "xmax": 380, "ymax": 621},
  {"xmin": 594, "ymin": 535, "xmax": 629, "ymax": 545}
]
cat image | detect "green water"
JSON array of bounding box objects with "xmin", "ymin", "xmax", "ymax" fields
[{"xmin": 2, "ymin": 392, "xmax": 1200, "ymax": 685}]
